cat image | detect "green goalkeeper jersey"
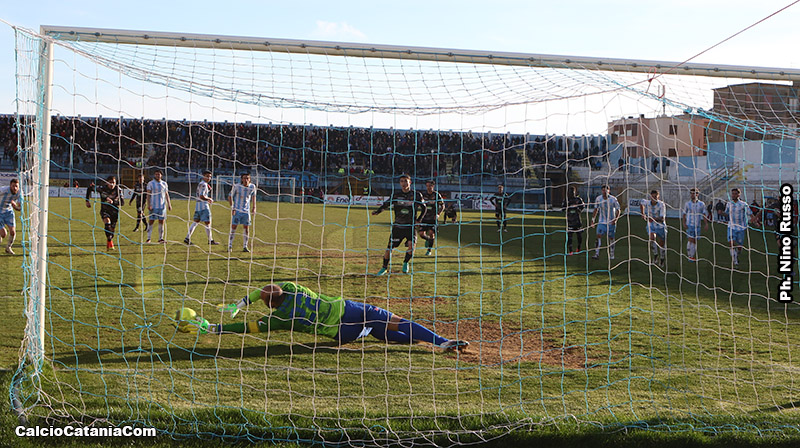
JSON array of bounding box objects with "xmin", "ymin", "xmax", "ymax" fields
[{"xmin": 257, "ymin": 282, "xmax": 346, "ymax": 338}]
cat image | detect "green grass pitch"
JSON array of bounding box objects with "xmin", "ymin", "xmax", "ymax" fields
[{"xmin": 3, "ymin": 197, "xmax": 800, "ymax": 445}]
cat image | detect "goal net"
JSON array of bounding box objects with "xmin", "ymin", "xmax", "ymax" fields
[
  {"xmin": 214, "ymin": 175, "xmax": 298, "ymax": 203},
  {"xmin": 9, "ymin": 24, "xmax": 800, "ymax": 444}
]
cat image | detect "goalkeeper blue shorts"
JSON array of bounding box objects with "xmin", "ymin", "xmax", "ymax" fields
[{"xmin": 336, "ymin": 300, "xmax": 393, "ymax": 344}]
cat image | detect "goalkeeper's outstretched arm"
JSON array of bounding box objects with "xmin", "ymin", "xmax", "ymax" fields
[{"xmin": 176, "ymin": 283, "xmax": 469, "ymax": 351}]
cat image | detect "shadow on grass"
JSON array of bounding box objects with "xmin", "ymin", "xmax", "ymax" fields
[{"xmin": 50, "ymin": 340, "xmax": 440, "ymax": 367}]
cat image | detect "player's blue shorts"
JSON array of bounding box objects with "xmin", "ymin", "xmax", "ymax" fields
[
  {"xmin": 0, "ymin": 210, "xmax": 15, "ymax": 228},
  {"xmin": 193, "ymin": 209, "xmax": 211, "ymax": 223},
  {"xmin": 336, "ymin": 300, "xmax": 394, "ymax": 344},
  {"xmin": 597, "ymin": 223, "xmax": 616, "ymax": 238},
  {"xmin": 685, "ymin": 225, "xmax": 701, "ymax": 239},
  {"xmin": 232, "ymin": 211, "xmax": 251, "ymax": 226},
  {"xmin": 728, "ymin": 227, "xmax": 746, "ymax": 246},
  {"xmin": 149, "ymin": 208, "xmax": 166, "ymax": 221},
  {"xmin": 647, "ymin": 223, "xmax": 667, "ymax": 241}
]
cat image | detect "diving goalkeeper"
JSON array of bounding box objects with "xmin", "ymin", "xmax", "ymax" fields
[{"xmin": 176, "ymin": 281, "xmax": 469, "ymax": 351}]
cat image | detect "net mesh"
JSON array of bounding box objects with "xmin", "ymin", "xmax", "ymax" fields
[{"xmin": 8, "ymin": 26, "xmax": 800, "ymax": 443}]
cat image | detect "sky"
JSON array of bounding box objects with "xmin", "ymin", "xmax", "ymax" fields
[{"xmin": 1, "ymin": 0, "xmax": 799, "ymax": 130}]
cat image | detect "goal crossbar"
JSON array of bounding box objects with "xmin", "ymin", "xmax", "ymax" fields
[{"xmin": 40, "ymin": 25, "xmax": 800, "ymax": 82}]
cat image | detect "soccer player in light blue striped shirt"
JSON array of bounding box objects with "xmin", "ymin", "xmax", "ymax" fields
[
  {"xmin": 725, "ymin": 188, "xmax": 752, "ymax": 267},
  {"xmin": 146, "ymin": 170, "xmax": 172, "ymax": 243},
  {"xmin": 640, "ymin": 190, "xmax": 667, "ymax": 267},
  {"xmin": 681, "ymin": 188, "xmax": 709, "ymax": 261},
  {"xmin": 590, "ymin": 185, "xmax": 621, "ymax": 260},
  {"xmin": 184, "ymin": 170, "xmax": 218, "ymax": 246},
  {"xmin": 0, "ymin": 178, "xmax": 21, "ymax": 254},
  {"xmin": 228, "ymin": 173, "xmax": 257, "ymax": 252}
]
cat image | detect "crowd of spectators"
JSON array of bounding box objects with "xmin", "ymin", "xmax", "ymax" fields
[
  {"xmin": 0, "ymin": 114, "xmax": 608, "ymax": 179},
  {"xmin": 0, "ymin": 115, "xmax": 18, "ymax": 165}
]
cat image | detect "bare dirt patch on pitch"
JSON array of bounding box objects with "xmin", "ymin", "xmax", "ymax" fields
[
  {"xmin": 435, "ymin": 319, "xmax": 589, "ymax": 369},
  {"xmin": 377, "ymin": 297, "xmax": 588, "ymax": 368}
]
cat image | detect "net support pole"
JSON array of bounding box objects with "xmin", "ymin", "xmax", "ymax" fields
[{"xmin": 29, "ymin": 28, "xmax": 54, "ymax": 366}]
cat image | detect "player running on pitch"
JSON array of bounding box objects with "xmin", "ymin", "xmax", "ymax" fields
[
  {"xmin": 725, "ymin": 187, "xmax": 752, "ymax": 267},
  {"xmin": 85, "ymin": 175, "xmax": 123, "ymax": 250},
  {"xmin": 228, "ymin": 173, "xmax": 257, "ymax": 252},
  {"xmin": 0, "ymin": 178, "xmax": 21, "ymax": 254},
  {"xmin": 146, "ymin": 170, "xmax": 172, "ymax": 243},
  {"xmin": 418, "ymin": 179, "xmax": 444, "ymax": 256},
  {"xmin": 175, "ymin": 281, "xmax": 469, "ymax": 352},
  {"xmin": 640, "ymin": 189, "xmax": 667, "ymax": 268},
  {"xmin": 681, "ymin": 188, "xmax": 710, "ymax": 261},
  {"xmin": 562, "ymin": 185, "xmax": 586, "ymax": 255},
  {"xmin": 590, "ymin": 185, "xmax": 621, "ymax": 260},
  {"xmin": 489, "ymin": 184, "xmax": 510, "ymax": 232},
  {"xmin": 129, "ymin": 172, "xmax": 148, "ymax": 232},
  {"xmin": 372, "ymin": 174, "xmax": 426, "ymax": 275},
  {"xmin": 184, "ymin": 170, "xmax": 219, "ymax": 246}
]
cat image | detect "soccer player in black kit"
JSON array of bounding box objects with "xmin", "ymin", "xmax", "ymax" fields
[
  {"xmin": 418, "ymin": 179, "xmax": 444, "ymax": 256},
  {"xmin": 85, "ymin": 175, "xmax": 123, "ymax": 250},
  {"xmin": 129, "ymin": 173, "xmax": 148, "ymax": 232},
  {"xmin": 489, "ymin": 184, "xmax": 510, "ymax": 232},
  {"xmin": 563, "ymin": 185, "xmax": 586, "ymax": 255},
  {"xmin": 442, "ymin": 202, "xmax": 458, "ymax": 224},
  {"xmin": 372, "ymin": 174, "xmax": 427, "ymax": 275}
]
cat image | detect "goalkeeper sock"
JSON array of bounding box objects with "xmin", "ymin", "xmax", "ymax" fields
[
  {"xmin": 403, "ymin": 252, "xmax": 413, "ymax": 264},
  {"xmin": 382, "ymin": 330, "xmax": 414, "ymax": 344},
  {"xmin": 382, "ymin": 257, "xmax": 390, "ymax": 269},
  {"xmin": 104, "ymin": 223, "xmax": 113, "ymax": 241},
  {"xmin": 396, "ymin": 319, "xmax": 447, "ymax": 346},
  {"xmin": 237, "ymin": 294, "xmax": 253, "ymax": 309}
]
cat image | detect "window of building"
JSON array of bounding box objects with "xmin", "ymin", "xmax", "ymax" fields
[
  {"xmin": 668, "ymin": 148, "xmax": 677, "ymax": 157},
  {"xmin": 668, "ymin": 124, "xmax": 678, "ymax": 135}
]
